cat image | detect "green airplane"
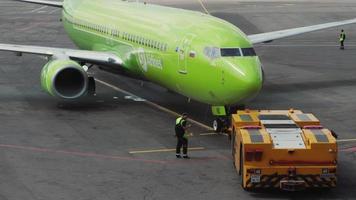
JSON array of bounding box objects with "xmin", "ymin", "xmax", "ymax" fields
[{"xmin": 1, "ymin": 0, "xmax": 356, "ymax": 131}]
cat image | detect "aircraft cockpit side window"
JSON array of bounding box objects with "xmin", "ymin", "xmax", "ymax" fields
[
  {"xmin": 220, "ymin": 48, "xmax": 241, "ymax": 57},
  {"xmin": 241, "ymin": 47, "xmax": 256, "ymax": 57},
  {"xmin": 204, "ymin": 47, "xmax": 220, "ymax": 59}
]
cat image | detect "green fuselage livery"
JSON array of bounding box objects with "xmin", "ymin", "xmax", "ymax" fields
[{"xmin": 61, "ymin": 0, "xmax": 263, "ymax": 106}]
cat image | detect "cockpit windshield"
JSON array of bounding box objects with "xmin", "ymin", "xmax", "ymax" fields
[
  {"xmin": 220, "ymin": 47, "xmax": 256, "ymax": 57},
  {"xmin": 204, "ymin": 47, "xmax": 257, "ymax": 59}
]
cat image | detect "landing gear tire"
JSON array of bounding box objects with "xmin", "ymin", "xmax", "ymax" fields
[
  {"xmin": 213, "ymin": 118, "xmax": 223, "ymax": 133},
  {"xmin": 213, "ymin": 118, "xmax": 229, "ymax": 133},
  {"xmin": 87, "ymin": 77, "xmax": 96, "ymax": 96}
]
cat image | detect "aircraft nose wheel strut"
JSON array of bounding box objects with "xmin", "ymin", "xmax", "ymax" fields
[
  {"xmin": 213, "ymin": 117, "xmax": 229, "ymax": 133},
  {"xmin": 212, "ymin": 105, "xmax": 245, "ymax": 133}
]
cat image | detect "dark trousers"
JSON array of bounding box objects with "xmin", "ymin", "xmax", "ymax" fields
[
  {"xmin": 176, "ymin": 137, "xmax": 188, "ymax": 155},
  {"xmin": 340, "ymin": 41, "xmax": 344, "ymax": 49}
]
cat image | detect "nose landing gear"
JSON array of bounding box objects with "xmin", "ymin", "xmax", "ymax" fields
[
  {"xmin": 212, "ymin": 105, "xmax": 245, "ymax": 133},
  {"xmin": 213, "ymin": 118, "xmax": 228, "ymax": 133}
]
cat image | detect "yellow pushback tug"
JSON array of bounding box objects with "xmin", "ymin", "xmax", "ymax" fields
[{"xmin": 230, "ymin": 109, "xmax": 337, "ymax": 191}]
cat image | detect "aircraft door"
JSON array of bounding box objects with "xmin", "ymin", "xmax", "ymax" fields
[{"xmin": 178, "ymin": 34, "xmax": 194, "ymax": 74}]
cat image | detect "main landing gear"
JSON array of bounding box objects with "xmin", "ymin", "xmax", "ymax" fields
[{"xmin": 87, "ymin": 76, "xmax": 96, "ymax": 96}]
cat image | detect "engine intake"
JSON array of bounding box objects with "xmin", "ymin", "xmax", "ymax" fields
[{"xmin": 41, "ymin": 59, "xmax": 88, "ymax": 99}]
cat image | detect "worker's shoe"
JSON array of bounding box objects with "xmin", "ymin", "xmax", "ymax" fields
[
  {"xmin": 183, "ymin": 155, "xmax": 190, "ymax": 159},
  {"xmin": 176, "ymin": 154, "xmax": 182, "ymax": 158}
]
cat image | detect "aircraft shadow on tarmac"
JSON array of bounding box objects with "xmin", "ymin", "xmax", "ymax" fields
[{"xmin": 55, "ymin": 97, "xmax": 132, "ymax": 111}]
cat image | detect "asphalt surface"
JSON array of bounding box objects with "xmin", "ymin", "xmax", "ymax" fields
[{"xmin": 0, "ymin": 0, "xmax": 356, "ymax": 199}]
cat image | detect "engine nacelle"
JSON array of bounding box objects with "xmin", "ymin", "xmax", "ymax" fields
[{"xmin": 41, "ymin": 59, "xmax": 88, "ymax": 99}]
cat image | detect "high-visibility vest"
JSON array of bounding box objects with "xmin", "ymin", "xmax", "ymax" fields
[
  {"xmin": 176, "ymin": 117, "xmax": 187, "ymax": 127},
  {"xmin": 176, "ymin": 117, "xmax": 184, "ymax": 126},
  {"xmin": 176, "ymin": 117, "xmax": 189, "ymax": 138},
  {"xmin": 340, "ymin": 33, "xmax": 346, "ymax": 41}
]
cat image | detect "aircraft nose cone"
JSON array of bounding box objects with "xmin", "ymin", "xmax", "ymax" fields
[
  {"xmin": 239, "ymin": 67, "xmax": 262, "ymax": 94},
  {"xmin": 222, "ymin": 58, "xmax": 263, "ymax": 104}
]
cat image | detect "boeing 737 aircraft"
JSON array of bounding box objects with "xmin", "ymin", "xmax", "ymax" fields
[{"xmin": 1, "ymin": 0, "xmax": 356, "ymax": 131}]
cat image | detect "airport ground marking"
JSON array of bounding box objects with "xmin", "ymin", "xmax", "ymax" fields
[
  {"xmin": 200, "ymin": 133, "xmax": 218, "ymax": 136},
  {"xmin": 129, "ymin": 147, "xmax": 205, "ymax": 154},
  {"xmin": 200, "ymin": 132, "xmax": 229, "ymax": 136},
  {"xmin": 196, "ymin": 0, "xmax": 210, "ymax": 15},
  {"xmin": 18, "ymin": 22, "xmax": 43, "ymax": 32},
  {"xmin": 96, "ymin": 79, "xmax": 214, "ymax": 131},
  {"xmin": 340, "ymin": 146, "xmax": 356, "ymax": 152},
  {"xmin": 49, "ymin": 8, "xmax": 61, "ymax": 14},
  {"xmin": 29, "ymin": 5, "xmax": 47, "ymax": 13},
  {"xmin": 0, "ymin": 143, "xmax": 167, "ymax": 164},
  {"xmin": 337, "ymin": 138, "xmax": 356, "ymax": 143},
  {"xmin": 0, "ymin": 143, "xmax": 229, "ymax": 164}
]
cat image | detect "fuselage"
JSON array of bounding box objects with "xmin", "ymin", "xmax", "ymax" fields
[{"xmin": 61, "ymin": 0, "xmax": 263, "ymax": 106}]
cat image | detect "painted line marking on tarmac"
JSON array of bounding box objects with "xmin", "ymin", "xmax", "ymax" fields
[
  {"xmin": 95, "ymin": 79, "xmax": 214, "ymax": 131},
  {"xmin": 29, "ymin": 5, "xmax": 47, "ymax": 13},
  {"xmin": 337, "ymin": 138, "xmax": 356, "ymax": 143},
  {"xmin": 124, "ymin": 95, "xmax": 146, "ymax": 102},
  {"xmin": 340, "ymin": 146, "xmax": 356, "ymax": 152},
  {"xmin": 48, "ymin": 8, "xmax": 61, "ymax": 14},
  {"xmin": 200, "ymin": 133, "xmax": 219, "ymax": 136},
  {"xmin": 200, "ymin": 132, "xmax": 229, "ymax": 136},
  {"xmin": 0, "ymin": 143, "xmax": 166, "ymax": 164},
  {"xmin": 0, "ymin": 143, "xmax": 229, "ymax": 164},
  {"xmin": 129, "ymin": 147, "xmax": 205, "ymax": 154},
  {"xmin": 196, "ymin": 0, "xmax": 210, "ymax": 15},
  {"xmin": 17, "ymin": 22, "xmax": 45, "ymax": 32}
]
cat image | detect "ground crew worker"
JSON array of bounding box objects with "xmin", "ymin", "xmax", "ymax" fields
[
  {"xmin": 175, "ymin": 113, "xmax": 191, "ymax": 159},
  {"xmin": 340, "ymin": 29, "xmax": 346, "ymax": 49}
]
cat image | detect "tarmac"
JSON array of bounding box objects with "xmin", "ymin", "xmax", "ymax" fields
[{"xmin": 0, "ymin": 0, "xmax": 356, "ymax": 199}]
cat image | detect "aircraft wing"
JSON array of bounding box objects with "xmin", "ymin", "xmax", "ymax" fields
[
  {"xmin": 0, "ymin": 43, "xmax": 123, "ymax": 66},
  {"xmin": 12, "ymin": 0, "xmax": 63, "ymax": 7},
  {"xmin": 248, "ymin": 18, "xmax": 356, "ymax": 44}
]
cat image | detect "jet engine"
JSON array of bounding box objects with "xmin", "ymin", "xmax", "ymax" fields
[{"xmin": 41, "ymin": 59, "xmax": 88, "ymax": 99}]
